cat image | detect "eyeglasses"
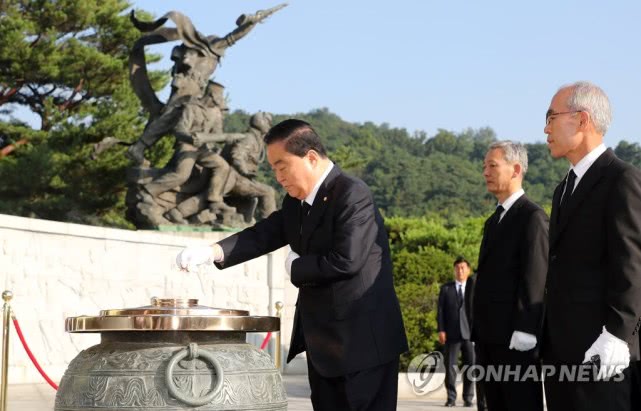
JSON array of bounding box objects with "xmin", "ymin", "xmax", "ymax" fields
[{"xmin": 545, "ymin": 110, "xmax": 582, "ymax": 126}]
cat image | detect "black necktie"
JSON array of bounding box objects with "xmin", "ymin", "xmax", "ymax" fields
[
  {"xmin": 560, "ymin": 170, "xmax": 577, "ymax": 208},
  {"xmin": 300, "ymin": 201, "xmax": 311, "ymax": 234},
  {"xmin": 457, "ymin": 284, "xmax": 464, "ymax": 307},
  {"xmin": 557, "ymin": 170, "xmax": 576, "ymax": 223},
  {"xmin": 484, "ymin": 205, "xmax": 504, "ymax": 244},
  {"xmin": 492, "ymin": 205, "xmax": 505, "ymax": 226},
  {"xmin": 302, "ymin": 201, "xmax": 312, "ymax": 217}
]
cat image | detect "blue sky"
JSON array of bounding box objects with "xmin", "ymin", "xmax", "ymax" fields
[
  {"xmin": 131, "ymin": 0, "xmax": 641, "ymax": 145},
  {"xmin": 16, "ymin": 1, "xmax": 641, "ymax": 145}
]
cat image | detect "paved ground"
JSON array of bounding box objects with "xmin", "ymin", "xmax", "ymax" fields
[
  {"xmin": 5, "ymin": 375, "xmax": 474, "ymax": 410},
  {"xmin": 283, "ymin": 374, "xmax": 469, "ymax": 410}
]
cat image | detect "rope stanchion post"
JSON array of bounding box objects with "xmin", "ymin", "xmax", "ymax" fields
[
  {"xmin": 1, "ymin": 290, "xmax": 13, "ymax": 411},
  {"xmin": 274, "ymin": 301, "xmax": 283, "ymax": 371}
]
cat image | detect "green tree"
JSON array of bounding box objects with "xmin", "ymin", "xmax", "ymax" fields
[
  {"xmin": 523, "ymin": 143, "xmax": 567, "ymax": 208},
  {"xmin": 615, "ymin": 140, "xmax": 641, "ymax": 169},
  {"xmin": 0, "ymin": 0, "xmax": 169, "ymax": 226},
  {"xmin": 424, "ymin": 129, "xmax": 459, "ymax": 155},
  {"xmin": 396, "ymin": 282, "xmax": 440, "ymax": 367},
  {"xmin": 386, "ymin": 215, "xmax": 485, "ymax": 369}
]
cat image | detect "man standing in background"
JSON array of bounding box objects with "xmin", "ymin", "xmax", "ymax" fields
[
  {"xmin": 437, "ymin": 256, "xmax": 481, "ymax": 407},
  {"xmin": 473, "ymin": 141, "xmax": 548, "ymax": 411}
]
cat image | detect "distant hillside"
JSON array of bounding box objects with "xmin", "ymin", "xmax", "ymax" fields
[
  {"xmin": 3, "ymin": 107, "xmax": 640, "ymax": 227},
  {"xmin": 228, "ymin": 108, "xmax": 641, "ymax": 220}
]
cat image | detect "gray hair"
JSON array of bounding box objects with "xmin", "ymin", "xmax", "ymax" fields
[
  {"xmin": 560, "ymin": 81, "xmax": 612, "ymax": 135},
  {"xmin": 488, "ymin": 141, "xmax": 528, "ymax": 175}
]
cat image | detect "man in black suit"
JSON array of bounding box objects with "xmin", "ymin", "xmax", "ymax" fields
[
  {"xmin": 473, "ymin": 141, "xmax": 548, "ymax": 411},
  {"xmin": 542, "ymin": 81, "xmax": 641, "ymax": 411},
  {"xmin": 177, "ymin": 119, "xmax": 408, "ymax": 410},
  {"xmin": 437, "ymin": 256, "xmax": 477, "ymax": 407}
]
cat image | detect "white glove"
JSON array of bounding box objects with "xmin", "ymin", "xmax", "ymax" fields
[
  {"xmin": 176, "ymin": 244, "xmax": 221, "ymax": 272},
  {"xmin": 285, "ymin": 250, "xmax": 300, "ymax": 276},
  {"xmin": 583, "ymin": 326, "xmax": 630, "ymax": 380},
  {"xmin": 509, "ymin": 330, "xmax": 537, "ymax": 351}
]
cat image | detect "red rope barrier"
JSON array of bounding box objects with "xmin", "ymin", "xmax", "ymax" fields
[
  {"xmin": 12, "ymin": 318, "xmax": 59, "ymax": 390},
  {"xmin": 260, "ymin": 331, "xmax": 272, "ymax": 350}
]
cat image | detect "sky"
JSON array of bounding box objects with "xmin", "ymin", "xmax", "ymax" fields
[{"xmin": 15, "ymin": 0, "xmax": 641, "ymax": 145}]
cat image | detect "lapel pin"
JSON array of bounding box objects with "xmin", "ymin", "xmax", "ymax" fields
[{"xmin": 323, "ymin": 196, "xmax": 327, "ymax": 202}]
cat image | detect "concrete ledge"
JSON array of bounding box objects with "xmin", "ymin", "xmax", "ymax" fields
[{"xmin": 0, "ymin": 213, "xmax": 296, "ymax": 384}]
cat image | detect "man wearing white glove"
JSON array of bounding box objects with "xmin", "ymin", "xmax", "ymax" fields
[
  {"xmin": 473, "ymin": 141, "xmax": 548, "ymax": 411},
  {"xmin": 175, "ymin": 119, "xmax": 408, "ymax": 411},
  {"xmin": 582, "ymin": 326, "xmax": 630, "ymax": 380},
  {"xmin": 176, "ymin": 233, "xmax": 299, "ymax": 276},
  {"xmin": 509, "ymin": 330, "xmax": 538, "ymax": 352},
  {"xmin": 542, "ymin": 82, "xmax": 641, "ymax": 411},
  {"xmin": 176, "ymin": 244, "xmax": 224, "ymax": 272}
]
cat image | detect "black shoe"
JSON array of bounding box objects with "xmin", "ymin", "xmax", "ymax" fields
[
  {"xmin": 464, "ymin": 401, "xmax": 473, "ymax": 407},
  {"xmin": 444, "ymin": 401, "xmax": 455, "ymax": 407}
]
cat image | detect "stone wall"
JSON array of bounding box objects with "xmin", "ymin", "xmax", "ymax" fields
[{"xmin": 0, "ymin": 213, "xmax": 304, "ymax": 384}]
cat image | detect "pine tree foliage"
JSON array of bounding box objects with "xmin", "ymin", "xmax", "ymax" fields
[{"xmin": 0, "ymin": 0, "xmax": 169, "ymax": 226}]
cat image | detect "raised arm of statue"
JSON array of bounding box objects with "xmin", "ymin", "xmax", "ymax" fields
[{"xmin": 211, "ymin": 3, "xmax": 288, "ymax": 52}]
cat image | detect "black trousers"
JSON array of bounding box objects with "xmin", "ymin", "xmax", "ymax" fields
[
  {"xmin": 632, "ymin": 360, "xmax": 641, "ymax": 409},
  {"xmin": 544, "ymin": 363, "xmax": 632, "ymax": 411},
  {"xmin": 475, "ymin": 342, "xmax": 543, "ymax": 411},
  {"xmin": 306, "ymin": 356, "xmax": 399, "ymax": 411},
  {"xmin": 444, "ymin": 339, "xmax": 475, "ymax": 403},
  {"xmin": 475, "ymin": 373, "xmax": 488, "ymax": 411}
]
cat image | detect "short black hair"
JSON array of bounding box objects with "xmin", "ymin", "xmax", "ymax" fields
[
  {"xmin": 453, "ymin": 256, "xmax": 470, "ymax": 268},
  {"xmin": 263, "ymin": 119, "xmax": 328, "ymax": 158}
]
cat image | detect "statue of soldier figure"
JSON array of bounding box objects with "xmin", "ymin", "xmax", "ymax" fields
[{"xmin": 121, "ymin": 5, "xmax": 285, "ymax": 228}]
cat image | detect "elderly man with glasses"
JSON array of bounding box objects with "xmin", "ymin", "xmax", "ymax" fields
[{"xmin": 542, "ymin": 81, "xmax": 641, "ymax": 411}]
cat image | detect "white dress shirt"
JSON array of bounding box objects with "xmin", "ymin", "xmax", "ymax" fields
[
  {"xmin": 564, "ymin": 143, "xmax": 607, "ymax": 195},
  {"xmin": 498, "ymin": 188, "xmax": 525, "ymax": 222},
  {"xmin": 303, "ymin": 161, "xmax": 334, "ymax": 206}
]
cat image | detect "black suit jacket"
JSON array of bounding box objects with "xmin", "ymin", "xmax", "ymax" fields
[
  {"xmin": 216, "ymin": 165, "xmax": 408, "ymax": 377},
  {"xmin": 543, "ymin": 149, "xmax": 641, "ymax": 364},
  {"xmin": 437, "ymin": 276, "xmax": 476, "ymax": 342},
  {"xmin": 473, "ymin": 195, "xmax": 549, "ymax": 345}
]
